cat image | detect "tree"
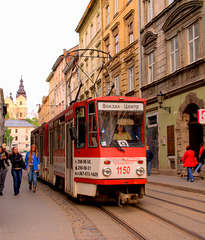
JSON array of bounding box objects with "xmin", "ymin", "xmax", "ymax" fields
[
  {"xmin": 25, "ymin": 118, "xmax": 38, "ymax": 127},
  {"xmin": 4, "ymin": 127, "xmax": 13, "ymax": 146}
]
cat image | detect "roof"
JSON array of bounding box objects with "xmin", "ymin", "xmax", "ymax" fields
[
  {"xmin": 75, "ymin": 0, "xmax": 95, "ymax": 32},
  {"xmin": 5, "ymin": 119, "xmax": 36, "ymax": 128}
]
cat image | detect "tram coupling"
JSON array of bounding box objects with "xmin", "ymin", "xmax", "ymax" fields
[{"xmin": 117, "ymin": 192, "xmax": 138, "ymax": 207}]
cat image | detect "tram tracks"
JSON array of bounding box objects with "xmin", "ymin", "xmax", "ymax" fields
[
  {"xmin": 96, "ymin": 206, "xmax": 148, "ymax": 240},
  {"xmin": 146, "ymin": 188, "xmax": 205, "ymax": 203},
  {"xmin": 145, "ymin": 194, "xmax": 205, "ymax": 214},
  {"xmin": 96, "ymin": 203, "xmax": 204, "ymax": 240},
  {"xmin": 131, "ymin": 205, "xmax": 204, "ymax": 240}
]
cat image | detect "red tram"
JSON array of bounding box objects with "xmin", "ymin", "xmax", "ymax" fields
[{"xmin": 31, "ymin": 96, "xmax": 147, "ymax": 205}]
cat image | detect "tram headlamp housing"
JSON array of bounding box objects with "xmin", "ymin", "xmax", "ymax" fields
[
  {"xmin": 136, "ymin": 167, "xmax": 145, "ymax": 176},
  {"xmin": 102, "ymin": 167, "xmax": 112, "ymax": 177}
]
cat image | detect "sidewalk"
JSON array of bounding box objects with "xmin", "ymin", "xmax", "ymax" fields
[
  {"xmin": 0, "ymin": 169, "xmax": 75, "ymax": 240},
  {"xmin": 147, "ymin": 174, "xmax": 205, "ymax": 195}
]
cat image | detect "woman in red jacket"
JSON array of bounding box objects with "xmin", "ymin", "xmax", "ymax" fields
[{"xmin": 181, "ymin": 146, "xmax": 197, "ymax": 182}]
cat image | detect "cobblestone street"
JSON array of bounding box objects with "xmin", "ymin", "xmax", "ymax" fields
[{"xmin": 0, "ymin": 170, "xmax": 106, "ymax": 240}]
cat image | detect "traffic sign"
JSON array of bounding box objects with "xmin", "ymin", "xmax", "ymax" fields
[{"xmin": 197, "ymin": 109, "xmax": 205, "ymax": 124}]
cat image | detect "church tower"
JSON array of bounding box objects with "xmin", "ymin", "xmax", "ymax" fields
[{"xmin": 16, "ymin": 76, "xmax": 27, "ymax": 119}]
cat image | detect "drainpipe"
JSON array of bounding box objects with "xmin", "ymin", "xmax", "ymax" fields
[{"xmin": 138, "ymin": 0, "xmax": 142, "ymax": 98}]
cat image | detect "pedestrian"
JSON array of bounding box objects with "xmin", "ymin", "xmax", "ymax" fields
[
  {"xmin": 146, "ymin": 146, "xmax": 153, "ymax": 176},
  {"xmin": 195, "ymin": 148, "xmax": 205, "ymax": 174},
  {"xmin": 180, "ymin": 146, "xmax": 197, "ymax": 182},
  {"xmin": 25, "ymin": 144, "xmax": 40, "ymax": 193},
  {"xmin": 3, "ymin": 147, "xmax": 9, "ymax": 160},
  {"xmin": 198, "ymin": 143, "xmax": 204, "ymax": 159},
  {"xmin": 9, "ymin": 147, "xmax": 26, "ymax": 195},
  {"xmin": 0, "ymin": 146, "xmax": 10, "ymax": 196}
]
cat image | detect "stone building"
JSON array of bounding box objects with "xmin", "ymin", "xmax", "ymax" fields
[
  {"xmin": 38, "ymin": 96, "xmax": 49, "ymax": 126},
  {"xmin": 4, "ymin": 77, "xmax": 27, "ymax": 119},
  {"xmin": 0, "ymin": 89, "xmax": 7, "ymax": 146},
  {"xmin": 75, "ymin": 0, "xmax": 103, "ymax": 99},
  {"xmin": 101, "ymin": 0, "xmax": 140, "ymax": 97},
  {"xmin": 5, "ymin": 119, "xmax": 36, "ymax": 153},
  {"xmin": 140, "ymin": 0, "xmax": 205, "ymax": 174}
]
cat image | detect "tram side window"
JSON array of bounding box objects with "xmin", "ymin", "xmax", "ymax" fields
[
  {"xmin": 59, "ymin": 123, "xmax": 65, "ymax": 149},
  {"xmin": 75, "ymin": 107, "xmax": 86, "ymax": 148},
  {"xmin": 88, "ymin": 102, "xmax": 98, "ymax": 148},
  {"xmin": 53, "ymin": 126, "xmax": 59, "ymax": 149}
]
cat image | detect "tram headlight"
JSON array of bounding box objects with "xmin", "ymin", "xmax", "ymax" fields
[
  {"xmin": 136, "ymin": 167, "xmax": 145, "ymax": 176},
  {"xmin": 102, "ymin": 167, "xmax": 112, "ymax": 177}
]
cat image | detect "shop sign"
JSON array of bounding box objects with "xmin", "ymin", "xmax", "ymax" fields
[{"xmin": 197, "ymin": 109, "xmax": 205, "ymax": 124}]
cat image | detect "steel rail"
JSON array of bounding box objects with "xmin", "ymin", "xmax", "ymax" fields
[
  {"xmin": 96, "ymin": 206, "xmax": 148, "ymax": 240},
  {"xmin": 146, "ymin": 188, "xmax": 205, "ymax": 203},
  {"xmin": 145, "ymin": 194, "xmax": 205, "ymax": 214},
  {"xmin": 132, "ymin": 205, "xmax": 204, "ymax": 240}
]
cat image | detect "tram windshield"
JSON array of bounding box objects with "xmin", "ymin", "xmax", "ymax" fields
[{"xmin": 98, "ymin": 101, "xmax": 145, "ymax": 148}]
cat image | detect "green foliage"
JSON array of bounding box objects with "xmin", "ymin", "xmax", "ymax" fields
[
  {"xmin": 4, "ymin": 127, "xmax": 13, "ymax": 145},
  {"xmin": 25, "ymin": 118, "xmax": 38, "ymax": 127},
  {"xmin": 5, "ymin": 112, "xmax": 10, "ymax": 119}
]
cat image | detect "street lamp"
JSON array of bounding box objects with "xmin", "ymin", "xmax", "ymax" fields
[{"xmin": 157, "ymin": 91, "xmax": 171, "ymax": 113}]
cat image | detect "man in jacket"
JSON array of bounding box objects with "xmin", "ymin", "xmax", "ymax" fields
[{"xmin": 146, "ymin": 146, "xmax": 153, "ymax": 176}]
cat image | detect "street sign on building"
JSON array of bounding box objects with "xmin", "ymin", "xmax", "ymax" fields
[{"xmin": 197, "ymin": 109, "xmax": 205, "ymax": 124}]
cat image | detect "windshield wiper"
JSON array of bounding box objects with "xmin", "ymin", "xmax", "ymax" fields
[{"xmin": 100, "ymin": 132, "xmax": 124, "ymax": 152}]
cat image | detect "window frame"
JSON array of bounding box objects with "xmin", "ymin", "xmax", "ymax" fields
[
  {"xmin": 106, "ymin": 5, "xmax": 110, "ymax": 26},
  {"xmin": 114, "ymin": 75, "xmax": 120, "ymax": 95},
  {"xmin": 115, "ymin": 34, "xmax": 119, "ymax": 54},
  {"xmin": 170, "ymin": 35, "xmax": 179, "ymax": 73},
  {"xmin": 188, "ymin": 22, "xmax": 199, "ymax": 64},
  {"xmin": 148, "ymin": 51, "xmax": 155, "ymax": 83},
  {"xmin": 128, "ymin": 66, "xmax": 134, "ymax": 92},
  {"xmin": 128, "ymin": 22, "xmax": 134, "ymax": 44}
]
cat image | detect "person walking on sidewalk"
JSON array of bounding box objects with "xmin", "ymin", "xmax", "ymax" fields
[
  {"xmin": 9, "ymin": 147, "xmax": 26, "ymax": 195},
  {"xmin": 0, "ymin": 146, "xmax": 10, "ymax": 196},
  {"xmin": 146, "ymin": 146, "xmax": 153, "ymax": 176},
  {"xmin": 25, "ymin": 144, "xmax": 40, "ymax": 193},
  {"xmin": 195, "ymin": 147, "xmax": 205, "ymax": 174},
  {"xmin": 180, "ymin": 146, "xmax": 197, "ymax": 182}
]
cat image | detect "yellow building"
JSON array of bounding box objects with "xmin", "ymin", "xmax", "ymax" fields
[
  {"xmin": 38, "ymin": 95, "xmax": 49, "ymax": 126},
  {"xmin": 101, "ymin": 0, "xmax": 140, "ymax": 97},
  {"xmin": 5, "ymin": 119, "xmax": 35, "ymax": 153},
  {"xmin": 5, "ymin": 77, "xmax": 27, "ymax": 119},
  {"xmin": 46, "ymin": 71, "xmax": 55, "ymax": 121},
  {"xmin": 76, "ymin": 0, "xmax": 103, "ymax": 99}
]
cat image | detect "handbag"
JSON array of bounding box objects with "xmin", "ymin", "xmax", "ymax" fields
[{"xmin": 21, "ymin": 161, "xmax": 26, "ymax": 169}]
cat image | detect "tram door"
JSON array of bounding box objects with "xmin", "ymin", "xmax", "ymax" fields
[
  {"xmin": 65, "ymin": 121, "xmax": 73, "ymax": 193},
  {"xmin": 39, "ymin": 135, "xmax": 44, "ymax": 179},
  {"xmin": 49, "ymin": 131, "xmax": 54, "ymax": 183}
]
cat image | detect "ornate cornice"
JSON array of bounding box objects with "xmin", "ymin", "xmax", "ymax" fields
[
  {"xmin": 162, "ymin": 1, "xmax": 203, "ymax": 32},
  {"xmin": 141, "ymin": 31, "xmax": 158, "ymax": 47}
]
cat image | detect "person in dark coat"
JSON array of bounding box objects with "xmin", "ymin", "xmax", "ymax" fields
[
  {"xmin": 195, "ymin": 148, "xmax": 205, "ymax": 173},
  {"xmin": 180, "ymin": 146, "xmax": 197, "ymax": 182},
  {"xmin": 0, "ymin": 146, "xmax": 10, "ymax": 196},
  {"xmin": 146, "ymin": 146, "xmax": 153, "ymax": 176},
  {"xmin": 9, "ymin": 147, "xmax": 25, "ymax": 195}
]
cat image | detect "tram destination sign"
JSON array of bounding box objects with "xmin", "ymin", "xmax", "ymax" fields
[
  {"xmin": 197, "ymin": 109, "xmax": 205, "ymax": 124},
  {"xmin": 98, "ymin": 102, "xmax": 143, "ymax": 111}
]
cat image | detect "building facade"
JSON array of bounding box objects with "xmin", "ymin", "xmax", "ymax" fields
[
  {"xmin": 38, "ymin": 96, "xmax": 49, "ymax": 126},
  {"xmin": 101, "ymin": 0, "xmax": 140, "ymax": 97},
  {"xmin": 76, "ymin": 0, "xmax": 103, "ymax": 100},
  {"xmin": 4, "ymin": 77, "xmax": 27, "ymax": 119},
  {"xmin": 140, "ymin": 0, "xmax": 205, "ymax": 174},
  {"xmin": 5, "ymin": 119, "xmax": 36, "ymax": 152},
  {"xmin": 0, "ymin": 89, "xmax": 7, "ymax": 146}
]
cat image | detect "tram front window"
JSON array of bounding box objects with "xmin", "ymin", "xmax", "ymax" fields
[{"xmin": 98, "ymin": 101, "xmax": 145, "ymax": 148}]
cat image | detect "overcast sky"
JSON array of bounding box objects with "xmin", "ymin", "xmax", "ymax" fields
[{"xmin": 0, "ymin": 0, "xmax": 90, "ymax": 113}]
